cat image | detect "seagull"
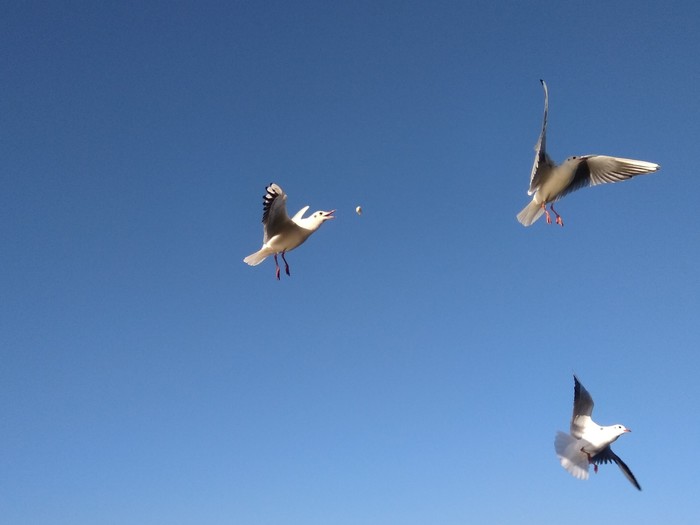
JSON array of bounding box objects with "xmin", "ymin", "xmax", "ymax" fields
[
  {"xmin": 244, "ymin": 183, "xmax": 335, "ymax": 279},
  {"xmin": 555, "ymin": 375, "xmax": 641, "ymax": 490},
  {"xmin": 517, "ymin": 80, "xmax": 660, "ymax": 227}
]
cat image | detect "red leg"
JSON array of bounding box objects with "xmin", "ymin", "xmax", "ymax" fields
[
  {"xmin": 281, "ymin": 251, "xmax": 290, "ymax": 276},
  {"xmin": 542, "ymin": 203, "xmax": 552, "ymax": 224},
  {"xmin": 274, "ymin": 254, "xmax": 281, "ymax": 280},
  {"xmin": 550, "ymin": 203, "xmax": 563, "ymax": 226},
  {"xmin": 581, "ymin": 447, "xmax": 598, "ymax": 474}
]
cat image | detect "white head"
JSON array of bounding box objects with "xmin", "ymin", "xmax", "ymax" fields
[
  {"xmin": 606, "ymin": 424, "xmax": 631, "ymax": 443},
  {"xmin": 296, "ymin": 209, "xmax": 335, "ymax": 231}
]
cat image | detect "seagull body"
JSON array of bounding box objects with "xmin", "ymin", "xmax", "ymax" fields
[
  {"xmin": 244, "ymin": 183, "xmax": 334, "ymax": 279},
  {"xmin": 555, "ymin": 375, "xmax": 641, "ymax": 490},
  {"xmin": 517, "ymin": 80, "xmax": 660, "ymax": 226}
]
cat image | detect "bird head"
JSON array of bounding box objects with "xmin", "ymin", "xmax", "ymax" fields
[
  {"xmin": 608, "ymin": 424, "xmax": 631, "ymax": 442},
  {"xmin": 299, "ymin": 210, "xmax": 335, "ymax": 231}
]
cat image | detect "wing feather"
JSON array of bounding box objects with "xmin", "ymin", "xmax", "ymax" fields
[
  {"xmin": 291, "ymin": 205, "xmax": 310, "ymax": 222},
  {"xmin": 592, "ymin": 447, "xmax": 642, "ymax": 490},
  {"xmin": 559, "ymin": 155, "xmax": 659, "ymax": 200},
  {"xmin": 261, "ymin": 183, "xmax": 292, "ymax": 243},
  {"xmin": 528, "ymin": 79, "xmax": 555, "ymax": 195},
  {"xmin": 571, "ymin": 375, "xmax": 595, "ymax": 438}
]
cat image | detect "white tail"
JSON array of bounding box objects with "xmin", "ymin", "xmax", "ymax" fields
[
  {"xmin": 243, "ymin": 248, "xmax": 272, "ymax": 266},
  {"xmin": 516, "ymin": 200, "xmax": 545, "ymax": 226},
  {"xmin": 554, "ymin": 432, "xmax": 589, "ymax": 480}
]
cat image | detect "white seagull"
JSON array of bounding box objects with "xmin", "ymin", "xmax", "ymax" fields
[
  {"xmin": 555, "ymin": 375, "xmax": 641, "ymax": 491},
  {"xmin": 517, "ymin": 80, "xmax": 660, "ymax": 227},
  {"xmin": 244, "ymin": 183, "xmax": 335, "ymax": 279}
]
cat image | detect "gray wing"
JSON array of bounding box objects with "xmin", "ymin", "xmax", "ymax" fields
[
  {"xmin": 558, "ymin": 155, "xmax": 660, "ymax": 199},
  {"xmin": 592, "ymin": 446, "xmax": 642, "ymax": 491},
  {"xmin": 528, "ymin": 79, "xmax": 555, "ymax": 195},
  {"xmin": 570, "ymin": 375, "xmax": 594, "ymax": 437},
  {"xmin": 261, "ymin": 183, "xmax": 292, "ymax": 243}
]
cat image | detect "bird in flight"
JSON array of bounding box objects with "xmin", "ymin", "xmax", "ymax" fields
[
  {"xmin": 244, "ymin": 183, "xmax": 335, "ymax": 279},
  {"xmin": 517, "ymin": 80, "xmax": 660, "ymax": 227},
  {"xmin": 555, "ymin": 375, "xmax": 641, "ymax": 490}
]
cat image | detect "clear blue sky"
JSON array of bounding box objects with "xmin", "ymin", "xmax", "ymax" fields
[{"xmin": 2, "ymin": 1, "xmax": 699, "ymax": 523}]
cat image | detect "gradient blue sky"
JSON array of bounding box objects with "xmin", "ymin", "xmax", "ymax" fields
[{"xmin": 3, "ymin": 1, "xmax": 700, "ymax": 524}]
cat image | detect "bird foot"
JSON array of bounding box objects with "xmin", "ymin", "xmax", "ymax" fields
[
  {"xmin": 545, "ymin": 210, "xmax": 552, "ymax": 224},
  {"xmin": 549, "ymin": 204, "xmax": 563, "ymax": 226},
  {"xmin": 274, "ymin": 254, "xmax": 281, "ymax": 280},
  {"xmin": 281, "ymin": 253, "xmax": 291, "ymax": 276},
  {"xmin": 581, "ymin": 447, "xmax": 597, "ymax": 473}
]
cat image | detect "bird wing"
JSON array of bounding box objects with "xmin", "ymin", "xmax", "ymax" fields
[
  {"xmin": 261, "ymin": 183, "xmax": 293, "ymax": 243},
  {"xmin": 291, "ymin": 205, "xmax": 310, "ymax": 223},
  {"xmin": 592, "ymin": 446, "xmax": 642, "ymax": 491},
  {"xmin": 571, "ymin": 375, "xmax": 595, "ymax": 438},
  {"xmin": 558, "ymin": 155, "xmax": 660, "ymax": 199},
  {"xmin": 528, "ymin": 79, "xmax": 554, "ymax": 195}
]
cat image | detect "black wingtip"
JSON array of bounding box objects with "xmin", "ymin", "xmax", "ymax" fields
[
  {"xmin": 609, "ymin": 448, "xmax": 642, "ymax": 491},
  {"xmin": 261, "ymin": 183, "xmax": 281, "ymax": 223}
]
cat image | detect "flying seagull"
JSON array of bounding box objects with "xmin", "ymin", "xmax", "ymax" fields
[
  {"xmin": 517, "ymin": 80, "xmax": 660, "ymax": 226},
  {"xmin": 555, "ymin": 375, "xmax": 641, "ymax": 490},
  {"xmin": 244, "ymin": 183, "xmax": 335, "ymax": 279}
]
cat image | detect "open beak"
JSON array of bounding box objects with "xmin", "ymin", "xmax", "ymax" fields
[{"xmin": 324, "ymin": 210, "xmax": 336, "ymax": 219}]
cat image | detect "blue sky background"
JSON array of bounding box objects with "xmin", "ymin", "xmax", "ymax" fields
[{"xmin": 2, "ymin": 1, "xmax": 699, "ymax": 523}]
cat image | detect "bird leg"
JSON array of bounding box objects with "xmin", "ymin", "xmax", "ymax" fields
[
  {"xmin": 549, "ymin": 204, "xmax": 564, "ymax": 226},
  {"xmin": 281, "ymin": 251, "xmax": 290, "ymax": 276},
  {"xmin": 581, "ymin": 447, "xmax": 598, "ymax": 473},
  {"xmin": 274, "ymin": 254, "xmax": 281, "ymax": 280},
  {"xmin": 542, "ymin": 203, "xmax": 552, "ymax": 224}
]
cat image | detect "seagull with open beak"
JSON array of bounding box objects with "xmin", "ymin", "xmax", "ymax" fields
[{"xmin": 244, "ymin": 183, "xmax": 335, "ymax": 280}]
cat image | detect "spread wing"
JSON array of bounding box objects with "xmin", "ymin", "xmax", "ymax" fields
[
  {"xmin": 559, "ymin": 155, "xmax": 660, "ymax": 199},
  {"xmin": 291, "ymin": 205, "xmax": 310, "ymax": 223},
  {"xmin": 261, "ymin": 183, "xmax": 292, "ymax": 243},
  {"xmin": 528, "ymin": 79, "xmax": 555, "ymax": 195},
  {"xmin": 571, "ymin": 375, "xmax": 595, "ymax": 438},
  {"xmin": 592, "ymin": 446, "xmax": 642, "ymax": 491}
]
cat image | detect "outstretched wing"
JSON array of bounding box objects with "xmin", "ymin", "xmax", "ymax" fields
[
  {"xmin": 592, "ymin": 446, "xmax": 642, "ymax": 491},
  {"xmin": 291, "ymin": 205, "xmax": 310, "ymax": 222},
  {"xmin": 262, "ymin": 183, "xmax": 292, "ymax": 243},
  {"xmin": 571, "ymin": 375, "xmax": 595, "ymax": 438},
  {"xmin": 559, "ymin": 155, "xmax": 660, "ymax": 199},
  {"xmin": 528, "ymin": 79, "xmax": 555, "ymax": 195}
]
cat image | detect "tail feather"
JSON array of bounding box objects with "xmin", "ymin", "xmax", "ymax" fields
[
  {"xmin": 243, "ymin": 247, "xmax": 272, "ymax": 266},
  {"xmin": 517, "ymin": 200, "xmax": 545, "ymax": 226},
  {"xmin": 555, "ymin": 432, "xmax": 589, "ymax": 480}
]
